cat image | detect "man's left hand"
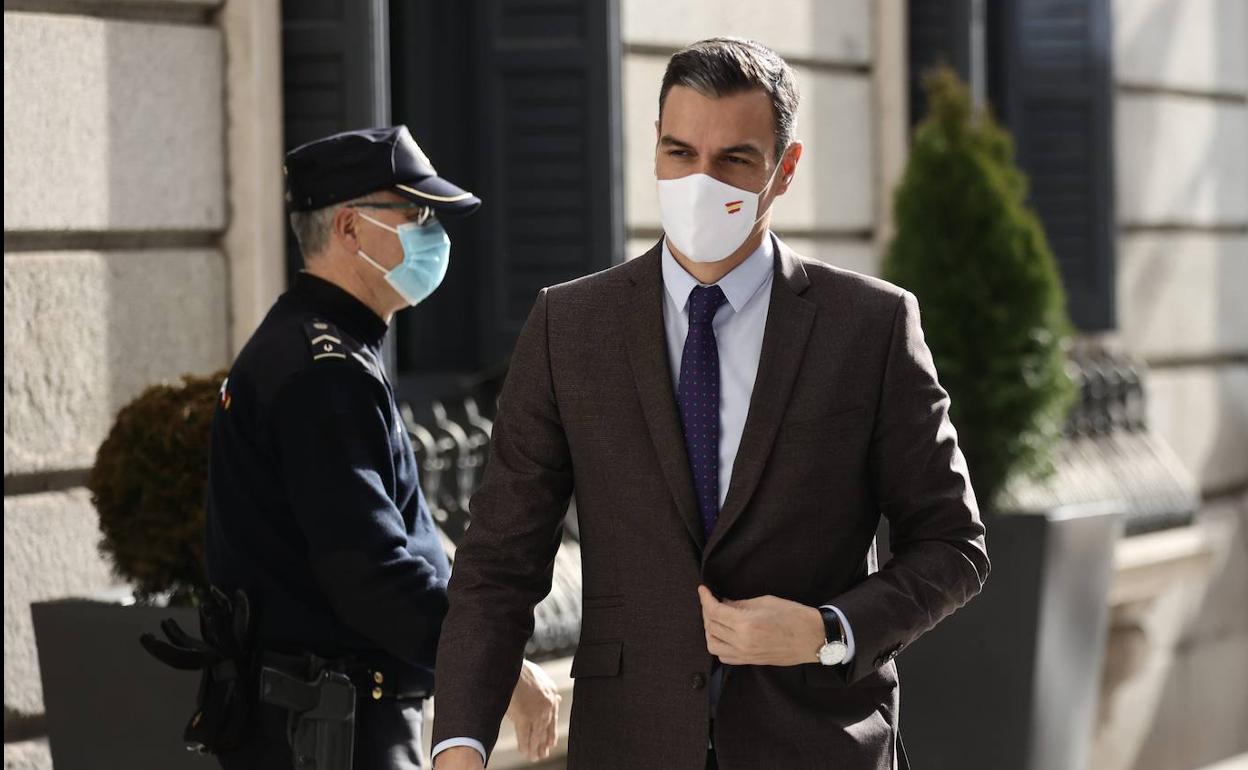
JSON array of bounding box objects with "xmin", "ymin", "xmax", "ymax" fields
[
  {"xmin": 697, "ymin": 585, "xmax": 825, "ymax": 667},
  {"xmin": 504, "ymin": 658, "xmax": 561, "ymax": 762}
]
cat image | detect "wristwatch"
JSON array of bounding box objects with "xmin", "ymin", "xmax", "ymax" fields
[{"xmin": 816, "ymin": 607, "xmax": 848, "ymax": 666}]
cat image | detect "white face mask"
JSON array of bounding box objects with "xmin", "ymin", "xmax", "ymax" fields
[{"xmin": 657, "ymin": 155, "xmax": 785, "ymax": 263}]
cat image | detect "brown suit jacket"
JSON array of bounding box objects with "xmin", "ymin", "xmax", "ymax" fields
[{"xmin": 432, "ymin": 239, "xmax": 990, "ymax": 769}]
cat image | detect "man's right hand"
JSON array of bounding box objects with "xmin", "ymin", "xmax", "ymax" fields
[{"xmin": 433, "ymin": 746, "xmax": 485, "ymax": 770}]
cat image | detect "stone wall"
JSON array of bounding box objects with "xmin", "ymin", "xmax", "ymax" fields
[
  {"xmin": 2, "ymin": 2, "xmax": 243, "ymax": 766},
  {"xmin": 1110, "ymin": 0, "xmax": 1248, "ymax": 767}
]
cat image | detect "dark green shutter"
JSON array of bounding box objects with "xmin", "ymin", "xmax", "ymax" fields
[
  {"xmin": 908, "ymin": 0, "xmax": 981, "ymax": 125},
  {"xmin": 473, "ymin": 0, "xmax": 624, "ymax": 363},
  {"xmin": 989, "ymin": 0, "xmax": 1116, "ymax": 331}
]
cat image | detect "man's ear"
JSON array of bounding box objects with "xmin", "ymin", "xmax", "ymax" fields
[
  {"xmin": 331, "ymin": 205, "xmax": 359, "ymax": 253},
  {"xmin": 776, "ymin": 141, "xmax": 804, "ymax": 195}
]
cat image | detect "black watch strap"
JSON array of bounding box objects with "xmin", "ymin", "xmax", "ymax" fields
[{"xmin": 818, "ymin": 607, "xmax": 845, "ymax": 645}]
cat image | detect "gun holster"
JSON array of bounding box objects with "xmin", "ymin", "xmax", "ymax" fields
[{"xmin": 260, "ymin": 665, "xmax": 356, "ymax": 770}]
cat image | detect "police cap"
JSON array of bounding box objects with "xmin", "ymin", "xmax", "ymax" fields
[{"xmin": 284, "ymin": 125, "xmax": 481, "ymax": 216}]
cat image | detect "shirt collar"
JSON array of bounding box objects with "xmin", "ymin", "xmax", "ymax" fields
[
  {"xmin": 287, "ymin": 272, "xmax": 389, "ymax": 348},
  {"xmin": 661, "ymin": 233, "xmax": 775, "ymax": 315}
]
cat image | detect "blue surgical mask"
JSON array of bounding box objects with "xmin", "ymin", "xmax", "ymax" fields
[{"xmin": 356, "ymin": 212, "xmax": 451, "ymax": 307}]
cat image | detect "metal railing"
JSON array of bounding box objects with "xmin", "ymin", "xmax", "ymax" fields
[{"xmin": 1001, "ymin": 346, "xmax": 1199, "ymax": 535}]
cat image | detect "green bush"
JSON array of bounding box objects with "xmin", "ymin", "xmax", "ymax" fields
[
  {"xmin": 883, "ymin": 67, "xmax": 1076, "ymax": 509},
  {"xmin": 87, "ymin": 371, "xmax": 226, "ymax": 604}
]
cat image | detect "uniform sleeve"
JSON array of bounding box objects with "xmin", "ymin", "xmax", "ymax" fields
[{"xmin": 268, "ymin": 363, "xmax": 449, "ymax": 665}]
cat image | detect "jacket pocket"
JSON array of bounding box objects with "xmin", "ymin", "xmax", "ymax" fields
[{"xmin": 570, "ymin": 640, "xmax": 622, "ymax": 679}]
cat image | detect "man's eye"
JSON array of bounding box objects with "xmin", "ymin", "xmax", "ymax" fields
[
  {"xmin": 724, "ymin": 156, "xmax": 749, "ymax": 165},
  {"xmin": 668, "ymin": 149, "xmax": 690, "ymax": 157}
]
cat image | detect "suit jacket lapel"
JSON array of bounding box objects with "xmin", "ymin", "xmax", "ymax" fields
[
  {"xmin": 615, "ymin": 242, "xmax": 705, "ymax": 549},
  {"xmin": 707, "ymin": 238, "xmax": 816, "ymax": 554}
]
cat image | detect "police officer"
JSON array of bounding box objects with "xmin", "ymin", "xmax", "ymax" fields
[{"xmin": 204, "ymin": 126, "xmax": 561, "ymax": 769}]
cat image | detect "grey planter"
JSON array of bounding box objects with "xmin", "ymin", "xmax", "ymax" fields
[
  {"xmin": 32, "ymin": 599, "xmax": 208, "ymax": 770},
  {"xmin": 894, "ymin": 502, "xmax": 1122, "ymax": 770}
]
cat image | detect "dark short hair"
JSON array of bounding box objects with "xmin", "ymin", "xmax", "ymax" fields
[{"xmin": 659, "ymin": 37, "xmax": 800, "ymax": 163}]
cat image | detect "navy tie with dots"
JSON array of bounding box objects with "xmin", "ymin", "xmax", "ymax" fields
[{"xmin": 678, "ymin": 284, "xmax": 728, "ymax": 541}]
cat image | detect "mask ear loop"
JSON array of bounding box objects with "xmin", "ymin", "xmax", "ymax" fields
[
  {"xmin": 355, "ymin": 211, "xmax": 400, "ymax": 234},
  {"xmin": 356, "ymin": 248, "xmax": 389, "ymax": 274},
  {"xmin": 752, "ymin": 146, "xmax": 790, "ymax": 227},
  {"xmin": 353, "ymin": 211, "xmax": 402, "ymax": 274}
]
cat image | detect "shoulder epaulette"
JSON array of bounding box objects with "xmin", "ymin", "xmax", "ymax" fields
[
  {"xmin": 302, "ymin": 319, "xmax": 386, "ymax": 383},
  {"xmin": 304, "ymin": 319, "xmax": 350, "ymax": 362}
]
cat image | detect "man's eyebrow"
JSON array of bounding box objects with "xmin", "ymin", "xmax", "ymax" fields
[
  {"xmin": 719, "ymin": 143, "xmax": 764, "ymax": 158},
  {"xmin": 659, "ymin": 135, "xmax": 765, "ymax": 159},
  {"xmin": 659, "ymin": 135, "xmax": 694, "ymax": 150}
]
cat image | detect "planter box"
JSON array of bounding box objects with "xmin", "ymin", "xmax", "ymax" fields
[
  {"xmin": 894, "ymin": 502, "xmax": 1123, "ymax": 770},
  {"xmin": 32, "ymin": 599, "xmax": 207, "ymax": 770}
]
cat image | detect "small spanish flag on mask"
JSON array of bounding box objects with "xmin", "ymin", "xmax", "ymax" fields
[{"xmin": 724, "ymin": 200, "xmax": 743, "ymax": 214}]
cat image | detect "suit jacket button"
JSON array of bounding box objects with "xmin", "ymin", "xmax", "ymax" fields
[{"xmin": 691, "ymin": 673, "xmax": 707, "ymax": 690}]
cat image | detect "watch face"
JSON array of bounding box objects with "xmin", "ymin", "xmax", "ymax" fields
[{"xmin": 818, "ymin": 641, "xmax": 848, "ymax": 666}]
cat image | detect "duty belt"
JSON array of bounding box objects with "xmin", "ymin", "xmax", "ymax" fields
[{"xmin": 258, "ymin": 651, "xmax": 431, "ymax": 702}]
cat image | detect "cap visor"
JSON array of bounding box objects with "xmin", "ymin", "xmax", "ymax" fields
[{"xmin": 394, "ymin": 176, "xmax": 482, "ymax": 217}]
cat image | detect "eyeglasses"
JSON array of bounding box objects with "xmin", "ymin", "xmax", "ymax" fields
[{"xmin": 348, "ymin": 201, "xmax": 437, "ymax": 227}]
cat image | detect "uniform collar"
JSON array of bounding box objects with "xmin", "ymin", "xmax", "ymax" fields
[
  {"xmin": 288, "ymin": 272, "xmax": 389, "ymax": 347},
  {"xmin": 661, "ymin": 233, "xmax": 775, "ymax": 315}
]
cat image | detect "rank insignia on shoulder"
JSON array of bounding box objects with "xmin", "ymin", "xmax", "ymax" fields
[{"xmin": 304, "ymin": 319, "xmax": 348, "ymax": 362}]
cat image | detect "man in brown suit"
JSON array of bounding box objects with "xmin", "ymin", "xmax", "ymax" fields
[{"xmin": 433, "ymin": 38, "xmax": 989, "ymax": 770}]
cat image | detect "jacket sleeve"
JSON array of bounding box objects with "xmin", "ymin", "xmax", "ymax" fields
[
  {"xmin": 430, "ymin": 288, "xmax": 574, "ymax": 758},
  {"xmin": 269, "ymin": 364, "xmax": 449, "ymax": 665},
  {"xmin": 832, "ymin": 290, "xmax": 991, "ymax": 684}
]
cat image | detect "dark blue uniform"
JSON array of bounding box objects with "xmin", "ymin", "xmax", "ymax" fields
[{"xmin": 205, "ymin": 272, "xmax": 451, "ymax": 768}]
